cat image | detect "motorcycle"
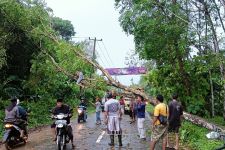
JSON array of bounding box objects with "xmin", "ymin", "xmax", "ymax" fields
[
  {"xmin": 3, "ymin": 119, "xmax": 28, "ymax": 150},
  {"xmin": 52, "ymin": 112, "xmax": 72, "ymax": 150},
  {"xmin": 206, "ymin": 128, "xmax": 225, "ymax": 150},
  {"xmin": 77, "ymin": 106, "xmax": 86, "ymax": 123},
  {"xmin": 3, "ymin": 108, "xmax": 30, "ymax": 150}
]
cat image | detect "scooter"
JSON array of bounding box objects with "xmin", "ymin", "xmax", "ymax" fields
[
  {"xmin": 206, "ymin": 128, "xmax": 225, "ymax": 150},
  {"xmin": 77, "ymin": 106, "xmax": 86, "ymax": 123}
]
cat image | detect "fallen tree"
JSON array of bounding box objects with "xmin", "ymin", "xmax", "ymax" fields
[
  {"xmin": 45, "ymin": 36, "xmax": 225, "ymax": 132},
  {"xmin": 18, "ymin": 12, "xmax": 225, "ymax": 132}
]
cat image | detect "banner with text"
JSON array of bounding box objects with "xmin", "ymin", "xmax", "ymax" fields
[{"xmin": 104, "ymin": 67, "xmax": 147, "ymax": 75}]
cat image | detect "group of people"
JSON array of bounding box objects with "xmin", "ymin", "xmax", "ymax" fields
[
  {"xmin": 151, "ymin": 93, "xmax": 183, "ymax": 150},
  {"xmin": 94, "ymin": 90, "xmax": 149, "ymax": 146},
  {"xmin": 4, "ymin": 97, "xmax": 88, "ymax": 148},
  {"xmin": 95, "ymin": 91, "xmax": 183, "ymax": 150},
  {"xmin": 4, "ymin": 90, "xmax": 183, "ymax": 149}
]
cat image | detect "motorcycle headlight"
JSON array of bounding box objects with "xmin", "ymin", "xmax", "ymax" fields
[
  {"xmin": 57, "ymin": 114, "xmax": 64, "ymax": 119},
  {"xmin": 5, "ymin": 124, "xmax": 13, "ymax": 128},
  {"xmin": 78, "ymin": 109, "xmax": 82, "ymax": 114},
  {"xmin": 57, "ymin": 124, "xmax": 64, "ymax": 128}
]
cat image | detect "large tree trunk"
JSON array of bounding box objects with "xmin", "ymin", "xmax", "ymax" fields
[
  {"xmin": 183, "ymin": 112, "xmax": 225, "ymax": 132},
  {"xmin": 201, "ymin": 0, "xmax": 225, "ymax": 120},
  {"xmin": 209, "ymin": 70, "xmax": 215, "ymax": 117}
]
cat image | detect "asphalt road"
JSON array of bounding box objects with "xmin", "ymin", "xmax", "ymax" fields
[{"xmin": 0, "ymin": 112, "xmax": 151, "ymax": 150}]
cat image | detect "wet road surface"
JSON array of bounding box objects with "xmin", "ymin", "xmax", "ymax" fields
[{"xmin": 0, "ymin": 112, "xmax": 151, "ymax": 150}]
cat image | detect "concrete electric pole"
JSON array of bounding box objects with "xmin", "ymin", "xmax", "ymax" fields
[{"xmin": 89, "ymin": 37, "xmax": 102, "ymax": 61}]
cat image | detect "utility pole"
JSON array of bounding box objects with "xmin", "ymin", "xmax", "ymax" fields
[
  {"xmin": 89, "ymin": 37, "xmax": 102, "ymax": 61},
  {"xmin": 88, "ymin": 37, "xmax": 102, "ymax": 81}
]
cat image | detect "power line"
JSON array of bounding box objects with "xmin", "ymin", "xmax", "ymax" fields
[
  {"xmin": 96, "ymin": 41, "xmax": 111, "ymax": 67},
  {"xmin": 95, "ymin": 51, "xmax": 107, "ymax": 67},
  {"xmin": 71, "ymin": 36, "xmax": 89, "ymax": 39},
  {"xmin": 101, "ymin": 41, "xmax": 115, "ymax": 66}
]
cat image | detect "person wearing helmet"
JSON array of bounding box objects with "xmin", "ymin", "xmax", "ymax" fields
[
  {"xmin": 78, "ymin": 98, "xmax": 87, "ymax": 119},
  {"xmin": 51, "ymin": 98, "xmax": 74, "ymax": 148}
]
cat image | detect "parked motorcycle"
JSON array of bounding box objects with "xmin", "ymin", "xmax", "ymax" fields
[
  {"xmin": 77, "ymin": 106, "xmax": 86, "ymax": 123},
  {"xmin": 52, "ymin": 112, "xmax": 72, "ymax": 150},
  {"xmin": 206, "ymin": 128, "xmax": 225, "ymax": 150}
]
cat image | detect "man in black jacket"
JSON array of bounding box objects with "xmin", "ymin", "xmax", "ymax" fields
[{"xmin": 51, "ymin": 98, "xmax": 74, "ymax": 148}]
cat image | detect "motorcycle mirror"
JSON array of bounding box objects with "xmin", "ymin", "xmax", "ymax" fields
[{"xmin": 206, "ymin": 131, "xmax": 220, "ymax": 139}]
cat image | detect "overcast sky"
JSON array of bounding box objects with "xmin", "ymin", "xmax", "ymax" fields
[{"xmin": 45, "ymin": 0, "xmax": 141, "ymax": 86}]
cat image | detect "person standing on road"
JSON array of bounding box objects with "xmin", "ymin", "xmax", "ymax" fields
[
  {"xmin": 129, "ymin": 98, "xmax": 136, "ymax": 124},
  {"xmin": 119, "ymin": 96, "xmax": 125, "ymax": 114},
  {"xmin": 95, "ymin": 97, "xmax": 102, "ymax": 125},
  {"xmin": 168, "ymin": 93, "xmax": 183, "ymax": 150},
  {"xmin": 150, "ymin": 94, "xmax": 168, "ymax": 150},
  {"xmin": 136, "ymin": 95, "xmax": 146, "ymax": 140},
  {"xmin": 104, "ymin": 91, "xmax": 123, "ymax": 147}
]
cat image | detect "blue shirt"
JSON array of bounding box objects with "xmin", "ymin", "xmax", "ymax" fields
[{"xmin": 137, "ymin": 102, "xmax": 145, "ymax": 118}]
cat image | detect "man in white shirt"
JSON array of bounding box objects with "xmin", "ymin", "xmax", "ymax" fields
[{"xmin": 104, "ymin": 91, "xmax": 122, "ymax": 147}]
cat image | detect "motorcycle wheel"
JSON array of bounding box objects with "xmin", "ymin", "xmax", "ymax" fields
[
  {"xmin": 5, "ymin": 142, "xmax": 12, "ymax": 150},
  {"xmin": 57, "ymin": 135, "xmax": 61, "ymax": 150},
  {"xmin": 57, "ymin": 135, "xmax": 65, "ymax": 150}
]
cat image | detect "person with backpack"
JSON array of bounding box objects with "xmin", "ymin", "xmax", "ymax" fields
[
  {"xmin": 150, "ymin": 94, "xmax": 168, "ymax": 150},
  {"xmin": 168, "ymin": 93, "xmax": 183, "ymax": 150}
]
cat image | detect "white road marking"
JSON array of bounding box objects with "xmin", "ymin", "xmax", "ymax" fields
[{"xmin": 96, "ymin": 131, "xmax": 105, "ymax": 143}]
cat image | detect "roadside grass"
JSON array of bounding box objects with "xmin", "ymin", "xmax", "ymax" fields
[
  {"xmin": 180, "ymin": 121, "xmax": 223, "ymax": 150},
  {"xmin": 206, "ymin": 116, "xmax": 225, "ymax": 127},
  {"xmin": 145, "ymin": 103, "xmax": 223, "ymax": 150}
]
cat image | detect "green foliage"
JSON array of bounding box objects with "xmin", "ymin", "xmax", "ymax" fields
[
  {"xmin": 180, "ymin": 121, "xmax": 223, "ymax": 150},
  {"xmin": 52, "ymin": 17, "xmax": 75, "ymax": 41},
  {"xmin": 0, "ymin": 0, "xmax": 107, "ymax": 139},
  {"xmin": 116, "ymin": 0, "xmax": 225, "ymax": 117}
]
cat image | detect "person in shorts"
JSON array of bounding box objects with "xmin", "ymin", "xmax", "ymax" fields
[
  {"xmin": 150, "ymin": 94, "xmax": 168, "ymax": 150},
  {"xmin": 168, "ymin": 93, "xmax": 183, "ymax": 150}
]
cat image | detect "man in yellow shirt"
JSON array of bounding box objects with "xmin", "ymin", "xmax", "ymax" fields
[{"xmin": 150, "ymin": 94, "xmax": 168, "ymax": 150}]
